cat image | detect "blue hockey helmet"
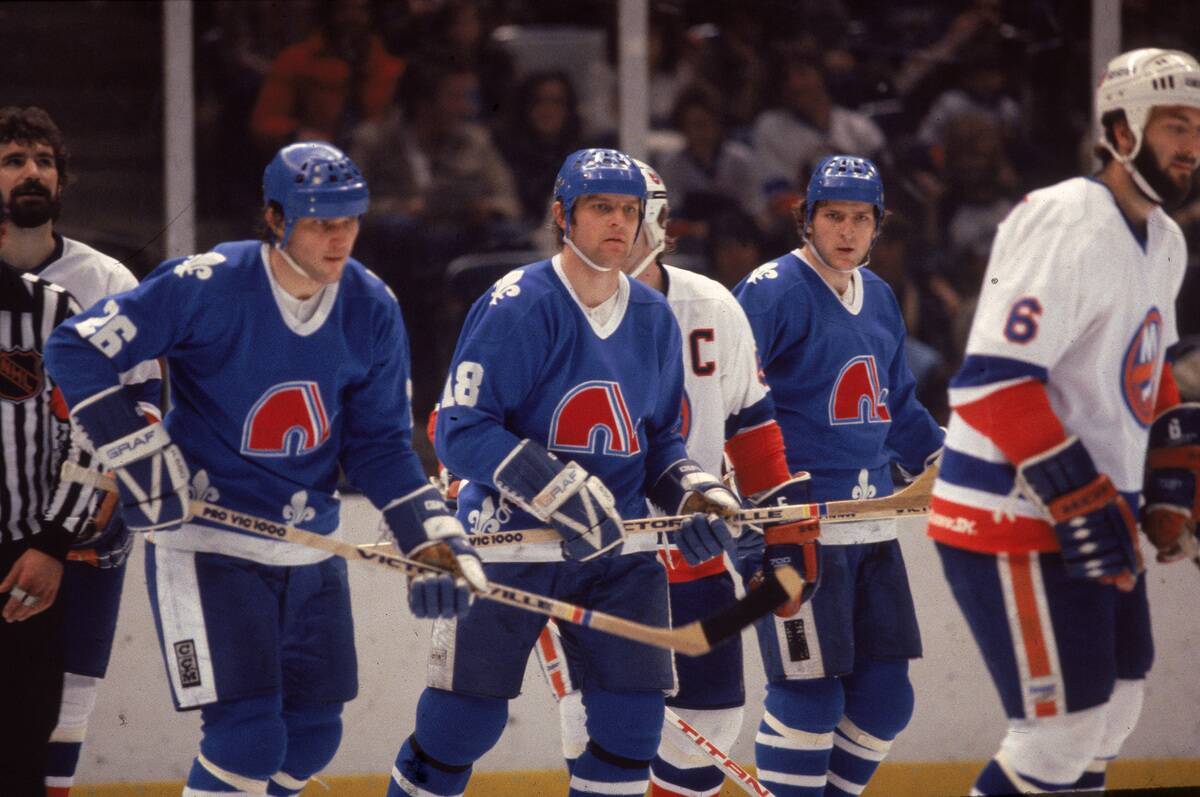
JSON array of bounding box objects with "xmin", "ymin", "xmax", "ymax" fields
[
  {"xmin": 803, "ymin": 155, "xmax": 885, "ymax": 232},
  {"xmin": 263, "ymin": 142, "xmax": 369, "ymax": 247},
  {"xmin": 553, "ymin": 148, "xmax": 646, "ymax": 238}
]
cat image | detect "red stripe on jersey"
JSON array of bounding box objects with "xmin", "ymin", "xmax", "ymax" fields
[
  {"xmin": 1156, "ymin": 363, "xmax": 1181, "ymax": 414},
  {"xmin": 927, "ymin": 496, "xmax": 1058, "ymax": 553},
  {"xmin": 725, "ymin": 422, "xmax": 791, "ymax": 497},
  {"xmin": 549, "ymin": 670, "xmax": 570, "ymax": 699},
  {"xmin": 658, "ymin": 547, "xmax": 727, "ymax": 582},
  {"xmin": 954, "ymin": 380, "xmax": 1066, "ymax": 464}
]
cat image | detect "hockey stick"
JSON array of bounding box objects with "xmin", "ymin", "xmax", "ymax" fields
[
  {"xmin": 401, "ymin": 464, "xmax": 939, "ymax": 551},
  {"xmin": 665, "ymin": 707, "xmax": 775, "ymax": 797},
  {"xmin": 538, "ymin": 619, "xmax": 774, "ymax": 796},
  {"xmin": 62, "ymin": 462, "xmax": 802, "ymax": 656}
]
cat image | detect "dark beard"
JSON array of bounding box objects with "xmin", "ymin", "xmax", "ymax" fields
[{"xmin": 1132, "ymin": 144, "xmax": 1194, "ymax": 209}]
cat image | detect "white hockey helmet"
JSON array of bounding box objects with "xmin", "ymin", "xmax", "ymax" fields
[
  {"xmin": 1096, "ymin": 48, "xmax": 1200, "ymax": 200},
  {"xmin": 629, "ymin": 158, "xmax": 669, "ymax": 279}
]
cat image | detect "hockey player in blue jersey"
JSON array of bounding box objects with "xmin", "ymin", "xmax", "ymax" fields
[
  {"xmin": 44, "ymin": 142, "xmax": 483, "ymax": 797},
  {"xmin": 387, "ymin": 148, "xmax": 744, "ymax": 797},
  {"xmin": 734, "ymin": 155, "xmax": 944, "ymax": 797},
  {"xmin": 535, "ymin": 158, "xmax": 822, "ymax": 797}
]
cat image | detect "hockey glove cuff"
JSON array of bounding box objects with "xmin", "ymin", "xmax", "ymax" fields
[
  {"xmin": 750, "ymin": 473, "xmax": 820, "ymax": 609},
  {"xmin": 494, "ymin": 440, "xmax": 624, "ymax": 561},
  {"xmin": 70, "ymin": 386, "xmax": 190, "ymax": 533},
  {"xmin": 1017, "ymin": 437, "xmax": 1142, "ymax": 589},
  {"xmin": 650, "ymin": 459, "xmax": 741, "ymax": 519}
]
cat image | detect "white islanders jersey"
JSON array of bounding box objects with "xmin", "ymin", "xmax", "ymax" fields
[{"xmin": 933, "ymin": 177, "xmax": 1186, "ymax": 552}]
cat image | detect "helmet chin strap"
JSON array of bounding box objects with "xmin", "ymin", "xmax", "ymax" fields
[
  {"xmin": 274, "ymin": 241, "xmax": 313, "ymax": 280},
  {"xmin": 627, "ymin": 242, "xmax": 665, "ymax": 280},
  {"xmin": 1104, "ymin": 139, "xmax": 1165, "ymax": 204},
  {"xmin": 564, "ymin": 235, "xmax": 619, "ymax": 273},
  {"xmin": 806, "ymin": 234, "xmax": 871, "ymax": 272}
]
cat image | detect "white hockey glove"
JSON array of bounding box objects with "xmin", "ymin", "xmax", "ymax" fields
[
  {"xmin": 381, "ymin": 484, "xmax": 486, "ymax": 619},
  {"xmin": 70, "ymin": 386, "xmax": 190, "ymax": 533},
  {"xmin": 649, "ymin": 459, "xmax": 741, "ymax": 565},
  {"xmin": 1144, "ymin": 404, "xmax": 1200, "ymax": 563},
  {"xmin": 493, "ymin": 440, "xmax": 624, "ymax": 561}
]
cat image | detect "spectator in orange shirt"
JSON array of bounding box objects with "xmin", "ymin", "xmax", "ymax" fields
[{"xmin": 250, "ymin": 0, "xmax": 404, "ymax": 153}]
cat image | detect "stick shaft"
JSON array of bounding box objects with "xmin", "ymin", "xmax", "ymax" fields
[{"xmin": 61, "ymin": 463, "xmax": 723, "ymax": 655}]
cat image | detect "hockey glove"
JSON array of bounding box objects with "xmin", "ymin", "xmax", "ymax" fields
[
  {"xmin": 68, "ymin": 491, "xmax": 133, "ymax": 569},
  {"xmin": 494, "ymin": 440, "xmax": 624, "ymax": 561},
  {"xmin": 70, "ymin": 387, "xmax": 190, "ymax": 533},
  {"xmin": 1016, "ymin": 437, "xmax": 1142, "ymax": 590},
  {"xmin": 1144, "ymin": 403, "xmax": 1200, "ymax": 563},
  {"xmin": 381, "ymin": 484, "xmax": 486, "ymax": 619},
  {"xmin": 746, "ymin": 473, "xmax": 820, "ymax": 614},
  {"xmin": 650, "ymin": 459, "xmax": 741, "ymax": 565}
]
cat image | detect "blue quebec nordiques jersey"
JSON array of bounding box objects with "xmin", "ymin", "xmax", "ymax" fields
[
  {"xmin": 734, "ymin": 251, "xmax": 942, "ymax": 509},
  {"xmin": 45, "ymin": 240, "xmax": 428, "ymax": 560},
  {"xmin": 437, "ymin": 257, "xmax": 689, "ymax": 553}
]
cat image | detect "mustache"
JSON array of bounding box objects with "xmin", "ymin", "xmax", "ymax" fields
[{"xmin": 12, "ymin": 180, "xmax": 52, "ymax": 199}]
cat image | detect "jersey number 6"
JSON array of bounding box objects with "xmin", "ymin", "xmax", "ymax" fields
[{"xmin": 1003, "ymin": 297, "xmax": 1042, "ymax": 344}]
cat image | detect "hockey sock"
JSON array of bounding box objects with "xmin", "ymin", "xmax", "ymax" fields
[
  {"xmin": 755, "ymin": 680, "xmax": 843, "ymax": 797},
  {"xmin": 972, "ymin": 755, "xmax": 1081, "ymax": 794},
  {"xmin": 1070, "ymin": 758, "xmax": 1109, "ymax": 791},
  {"xmin": 571, "ymin": 689, "xmax": 663, "ymax": 796},
  {"xmin": 650, "ymin": 705, "xmax": 743, "ymax": 797},
  {"xmin": 649, "ymin": 755, "xmax": 724, "ymax": 797},
  {"xmin": 185, "ymin": 695, "xmax": 287, "ymax": 795},
  {"xmin": 45, "ymin": 672, "xmax": 100, "ymax": 796},
  {"xmin": 824, "ymin": 717, "xmax": 894, "ymax": 797},
  {"xmin": 389, "ymin": 689, "xmax": 508, "ymax": 797},
  {"xmin": 826, "ymin": 658, "xmax": 912, "ymax": 796},
  {"xmin": 570, "ymin": 741, "xmax": 654, "ymax": 796},
  {"xmin": 266, "ymin": 701, "xmax": 344, "ymax": 796}
]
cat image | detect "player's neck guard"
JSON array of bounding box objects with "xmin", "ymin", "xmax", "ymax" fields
[{"xmin": 565, "ymin": 235, "xmax": 618, "ymax": 273}]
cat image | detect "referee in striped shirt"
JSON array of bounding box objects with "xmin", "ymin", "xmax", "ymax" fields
[{"xmin": 0, "ymin": 197, "xmax": 97, "ymax": 795}]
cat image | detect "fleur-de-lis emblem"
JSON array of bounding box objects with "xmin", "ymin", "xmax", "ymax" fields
[
  {"xmin": 489, "ymin": 269, "xmax": 524, "ymax": 305},
  {"xmin": 282, "ymin": 490, "xmax": 316, "ymax": 524},
  {"xmin": 468, "ymin": 494, "xmax": 513, "ymax": 534},
  {"xmin": 173, "ymin": 251, "xmax": 226, "ymax": 280},
  {"xmin": 189, "ymin": 469, "xmax": 220, "ymax": 502},
  {"xmin": 747, "ymin": 263, "xmax": 778, "ymax": 284},
  {"xmin": 851, "ymin": 469, "xmax": 876, "ymax": 500}
]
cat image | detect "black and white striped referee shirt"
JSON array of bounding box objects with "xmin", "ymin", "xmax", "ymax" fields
[{"xmin": 0, "ymin": 261, "xmax": 94, "ymax": 557}]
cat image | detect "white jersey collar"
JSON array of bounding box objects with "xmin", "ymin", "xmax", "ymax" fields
[
  {"xmin": 259, "ymin": 243, "xmax": 339, "ymax": 336},
  {"xmin": 552, "ymin": 253, "xmax": 629, "ymax": 339},
  {"xmin": 797, "ymin": 249, "xmax": 864, "ymax": 315}
]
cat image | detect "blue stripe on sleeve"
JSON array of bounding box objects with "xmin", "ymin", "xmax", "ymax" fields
[{"xmin": 950, "ymin": 355, "xmax": 1048, "ymax": 389}]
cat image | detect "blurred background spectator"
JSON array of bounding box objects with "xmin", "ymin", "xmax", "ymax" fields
[
  {"xmin": 495, "ymin": 70, "xmax": 586, "ymax": 230},
  {"xmin": 249, "ymin": 0, "xmax": 405, "ymax": 154},
  {"xmin": 6, "ymin": 0, "xmax": 1197, "ymax": 432}
]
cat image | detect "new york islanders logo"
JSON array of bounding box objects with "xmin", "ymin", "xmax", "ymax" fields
[
  {"xmin": 829, "ymin": 355, "xmax": 891, "ymax": 425},
  {"xmin": 1121, "ymin": 307, "xmax": 1163, "ymax": 428},
  {"xmin": 241, "ymin": 381, "xmax": 331, "ymax": 457},
  {"xmin": 548, "ymin": 381, "xmax": 641, "ymax": 457}
]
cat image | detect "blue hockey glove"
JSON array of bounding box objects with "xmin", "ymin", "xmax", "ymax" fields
[
  {"xmin": 677, "ymin": 512, "xmax": 737, "ymax": 566},
  {"xmin": 381, "ymin": 484, "xmax": 486, "ymax": 619},
  {"xmin": 1144, "ymin": 403, "xmax": 1200, "ymax": 563},
  {"xmin": 748, "ymin": 473, "xmax": 821, "ymax": 612},
  {"xmin": 650, "ymin": 459, "xmax": 740, "ymax": 565},
  {"xmin": 70, "ymin": 386, "xmax": 190, "ymax": 532},
  {"xmin": 494, "ymin": 440, "xmax": 624, "ymax": 561},
  {"xmin": 1017, "ymin": 437, "xmax": 1142, "ymax": 590}
]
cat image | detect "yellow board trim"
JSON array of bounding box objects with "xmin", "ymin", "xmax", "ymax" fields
[{"xmin": 66, "ymin": 759, "xmax": 1200, "ymax": 797}]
